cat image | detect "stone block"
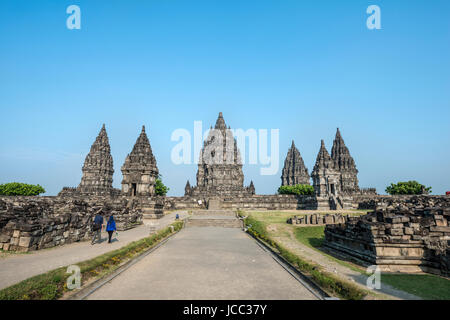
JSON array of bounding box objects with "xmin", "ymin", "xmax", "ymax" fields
[
  {"xmin": 435, "ymin": 219, "xmax": 448, "ymax": 227},
  {"xmin": 13, "ymin": 230, "xmax": 20, "ymax": 238},
  {"xmin": 404, "ymin": 227, "xmax": 414, "ymax": 235},
  {"xmin": 0, "ymin": 234, "xmax": 11, "ymax": 243},
  {"xmin": 430, "ymin": 226, "xmax": 450, "ymax": 233},
  {"xmin": 387, "ymin": 228, "xmax": 404, "ymax": 236},
  {"xmin": 18, "ymin": 236, "xmax": 32, "ymax": 248}
]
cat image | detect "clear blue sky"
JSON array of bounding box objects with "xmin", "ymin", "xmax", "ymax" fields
[{"xmin": 1, "ymin": 0, "xmax": 449, "ymax": 196}]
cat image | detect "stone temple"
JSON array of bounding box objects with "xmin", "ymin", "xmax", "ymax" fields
[
  {"xmin": 121, "ymin": 126, "xmax": 159, "ymax": 197},
  {"xmin": 281, "ymin": 140, "xmax": 310, "ymax": 186},
  {"xmin": 185, "ymin": 112, "xmax": 255, "ymax": 198},
  {"xmin": 331, "ymin": 128, "xmax": 359, "ymax": 195},
  {"xmin": 2, "ymin": 112, "xmax": 449, "ymax": 279},
  {"xmin": 311, "ymin": 139, "xmax": 341, "ymax": 197},
  {"xmin": 310, "ymin": 129, "xmax": 361, "ymax": 198},
  {"xmin": 77, "ymin": 124, "xmax": 116, "ymax": 196}
]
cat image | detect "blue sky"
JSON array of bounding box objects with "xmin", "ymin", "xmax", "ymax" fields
[{"xmin": 0, "ymin": 0, "xmax": 449, "ymax": 196}]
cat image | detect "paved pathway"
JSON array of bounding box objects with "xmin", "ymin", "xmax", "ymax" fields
[
  {"xmin": 0, "ymin": 211, "xmax": 189, "ymax": 290},
  {"xmin": 87, "ymin": 227, "xmax": 319, "ymax": 300}
]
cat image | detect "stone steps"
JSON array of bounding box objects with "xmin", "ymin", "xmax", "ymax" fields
[
  {"xmin": 191, "ymin": 210, "xmax": 236, "ymax": 217},
  {"xmin": 186, "ymin": 216, "xmax": 242, "ymax": 228}
]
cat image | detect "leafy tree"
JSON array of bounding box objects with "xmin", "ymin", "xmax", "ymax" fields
[
  {"xmin": 155, "ymin": 179, "xmax": 169, "ymax": 196},
  {"xmin": 385, "ymin": 181, "xmax": 431, "ymax": 195},
  {"xmin": 0, "ymin": 183, "xmax": 46, "ymax": 196},
  {"xmin": 278, "ymin": 184, "xmax": 315, "ymax": 196}
]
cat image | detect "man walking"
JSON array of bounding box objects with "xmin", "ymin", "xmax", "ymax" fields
[{"xmin": 91, "ymin": 212, "xmax": 104, "ymax": 245}]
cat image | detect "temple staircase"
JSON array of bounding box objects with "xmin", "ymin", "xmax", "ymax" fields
[{"xmin": 185, "ymin": 210, "xmax": 242, "ymax": 228}]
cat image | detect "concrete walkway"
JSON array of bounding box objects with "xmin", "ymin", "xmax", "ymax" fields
[
  {"xmin": 0, "ymin": 211, "xmax": 189, "ymax": 290},
  {"xmin": 87, "ymin": 227, "xmax": 319, "ymax": 300}
]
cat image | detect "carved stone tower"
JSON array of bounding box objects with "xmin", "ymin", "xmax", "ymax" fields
[
  {"xmin": 311, "ymin": 140, "xmax": 340, "ymax": 197},
  {"xmin": 331, "ymin": 128, "xmax": 359, "ymax": 195},
  {"xmin": 121, "ymin": 126, "xmax": 159, "ymax": 197},
  {"xmin": 186, "ymin": 112, "xmax": 253, "ymax": 197},
  {"xmin": 281, "ymin": 140, "xmax": 310, "ymax": 186},
  {"xmin": 77, "ymin": 124, "xmax": 114, "ymax": 195}
]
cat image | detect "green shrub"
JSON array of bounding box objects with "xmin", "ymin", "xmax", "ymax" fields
[
  {"xmin": 155, "ymin": 179, "xmax": 169, "ymax": 196},
  {"xmin": 0, "ymin": 183, "xmax": 45, "ymax": 196},
  {"xmin": 278, "ymin": 184, "xmax": 315, "ymax": 196},
  {"xmin": 385, "ymin": 181, "xmax": 431, "ymax": 195}
]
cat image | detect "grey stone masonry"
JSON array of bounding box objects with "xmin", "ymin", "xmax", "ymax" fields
[
  {"xmin": 78, "ymin": 124, "xmax": 115, "ymax": 196},
  {"xmin": 324, "ymin": 197, "xmax": 450, "ymax": 276},
  {"xmin": 311, "ymin": 140, "xmax": 341, "ymax": 197},
  {"xmin": 0, "ymin": 196, "xmax": 143, "ymax": 252},
  {"xmin": 281, "ymin": 140, "xmax": 310, "ymax": 186},
  {"xmin": 186, "ymin": 112, "xmax": 254, "ymax": 198},
  {"xmin": 288, "ymin": 213, "xmax": 347, "ymax": 225},
  {"xmin": 331, "ymin": 128, "xmax": 359, "ymax": 195},
  {"xmin": 121, "ymin": 126, "xmax": 159, "ymax": 197}
]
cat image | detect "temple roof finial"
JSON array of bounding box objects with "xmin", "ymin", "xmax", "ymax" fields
[{"xmin": 214, "ymin": 112, "xmax": 227, "ymax": 130}]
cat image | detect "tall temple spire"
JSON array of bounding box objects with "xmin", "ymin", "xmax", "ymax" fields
[
  {"xmin": 186, "ymin": 112, "xmax": 253, "ymax": 197},
  {"xmin": 331, "ymin": 128, "xmax": 359, "ymax": 194},
  {"xmin": 121, "ymin": 126, "xmax": 159, "ymax": 196},
  {"xmin": 311, "ymin": 139, "xmax": 340, "ymax": 197},
  {"xmin": 185, "ymin": 180, "xmax": 192, "ymax": 196},
  {"xmin": 281, "ymin": 140, "xmax": 310, "ymax": 186},
  {"xmin": 313, "ymin": 140, "xmax": 334, "ymax": 171},
  {"xmin": 78, "ymin": 124, "xmax": 114, "ymax": 195}
]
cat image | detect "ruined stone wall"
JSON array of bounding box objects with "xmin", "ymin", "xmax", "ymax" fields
[
  {"xmin": 164, "ymin": 195, "xmax": 318, "ymax": 211},
  {"xmin": 324, "ymin": 200, "xmax": 450, "ymax": 277},
  {"xmin": 288, "ymin": 213, "xmax": 348, "ymax": 226},
  {"xmin": 0, "ymin": 195, "xmax": 143, "ymax": 252},
  {"xmin": 353, "ymin": 195, "xmax": 450, "ymax": 210},
  {"xmin": 164, "ymin": 196, "xmax": 206, "ymax": 211}
]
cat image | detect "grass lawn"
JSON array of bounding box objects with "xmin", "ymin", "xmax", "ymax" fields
[
  {"xmin": 294, "ymin": 225, "xmax": 325, "ymax": 248},
  {"xmin": 293, "ymin": 226, "xmax": 367, "ymax": 274},
  {"xmin": 381, "ymin": 274, "xmax": 450, "ymax": 300}
]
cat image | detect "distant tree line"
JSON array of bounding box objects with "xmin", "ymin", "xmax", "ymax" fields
[{"xmin": 0, "ymin": 183, "xmax": 46, "ymax": 196}]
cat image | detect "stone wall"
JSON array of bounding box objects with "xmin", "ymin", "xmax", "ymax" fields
[
  {"xmin": 353, "ymin": 195, "xmax": 450, "ymax": 210},
  {"xmin": 164, "ymin": 195, "xmax": 318, "ymax": 211},
  {"xmin": 0, "ymin": 196, "xmax": 144, "ymax": 252},
  {"xmin": 324, "ymin": 198, "xmax": 450, "ymax": 276},
  {"xmin": 288, "ymin": 213, "xmax": 348, "ymax": 226}
]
